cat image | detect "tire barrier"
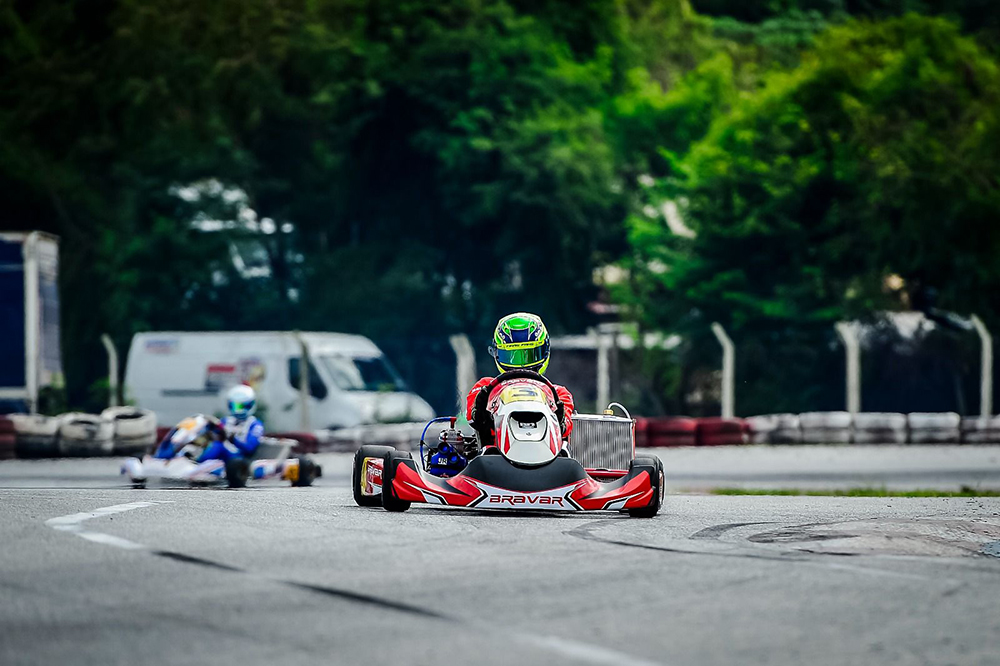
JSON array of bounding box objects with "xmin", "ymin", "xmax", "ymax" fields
[
  {"xmin": 746, "ymin": 414, "xmax": 801, "ymax": 444},
  {"xmin": 961, "ymin": 416, "xmax": 1000, "ymax": 443},
  {"xmin": 102, "ymin": 407, "xmax": 158, "ymax": 456},
  {"xmin": 853, "ymin": 412, "xmax": 907, "ymax": 445},
  {"xmin": 269, "ymin": 432, "xmax": 319, "ymax": 454},
  {"xmin": 695, "ymin": 417, "xmax": 747, "ymax": 446},
  {"xmin": 908, "ymin": 412, "xmax": 961, "ymax": 444},
  {"xmin": 57, "ymin": 413, "xmax": 114, "ymax": 457},
  {"xmin": 9, "ymin": 414, "xmax": 60, "ymax": 458},
  {"xmin": 0, "ymin": 417, "xmax": 15, "ymax": 460},
  {"xmin": 799, "ymin": 411, "xmax": 853, "ymax": 444},
  {"xmin": 642, "ymin": 417, "xmax": 698, "ymax": 447}
]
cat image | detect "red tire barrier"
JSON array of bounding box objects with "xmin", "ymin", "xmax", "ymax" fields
[
  {"xmin": 696, "ymin": 418, "xmax": 747, "ymax": 446},
  {"xmin": 0, "ymin": 417, "xmax": 15, "ymax": 435},
  {"xmin": 0, "ymin": 433, "xmax": 16, "ymax": 460},
  {"xmin": 634, "ymin": 418, "xmax": 649, "ymax": 449},
  {"xmin": 644, "ymin": 417, "xmax": 697, "ymax": 447},
  {"xmin": 270, "ymin": 432, "xmax": 319, "ymax": 454}
]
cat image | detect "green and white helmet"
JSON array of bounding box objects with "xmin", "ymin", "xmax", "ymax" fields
[{"xmin": 489, "ymin": 312, "xmax": 551, "ymax": 374}]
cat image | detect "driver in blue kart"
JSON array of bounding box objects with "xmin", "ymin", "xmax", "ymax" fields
[
  {"xmin": 466, "ymin": 312, "xmax": 575, "ymax": 443},
  {"xmin": 198, "ymin": 384, "xmax": 265, "ymax": 463}
]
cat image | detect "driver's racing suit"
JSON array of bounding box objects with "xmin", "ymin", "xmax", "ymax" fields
[
  {"xmin": 197, "ymin": 415, "xmax": 264, "ymax": 463},
  {"xmin": 465, "ymin": 376, "xmax": 575, "ymax": 440}
]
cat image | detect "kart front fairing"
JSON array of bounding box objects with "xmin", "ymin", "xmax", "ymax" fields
[{"xmin": 384, "ymin": 453, "xmax": 656, "ymax": 512}]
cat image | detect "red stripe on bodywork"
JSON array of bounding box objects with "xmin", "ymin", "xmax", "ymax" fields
[{"xmin": 572, "ymin": 471, "xmax": 653, "ymax": 510}]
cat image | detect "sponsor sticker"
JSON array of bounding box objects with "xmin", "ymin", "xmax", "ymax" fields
[
  {"xmin": 361, "ymin": 457, "xmax": 383, "ymax": 496},
  {"xmin": 145, "ymin": 339, "xmax": 178, "ymax": 354}
]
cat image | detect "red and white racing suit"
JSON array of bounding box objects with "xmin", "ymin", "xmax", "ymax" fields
[{"xmin": 465, "ymin": 375, "xmax": 576, "ymax": 439}]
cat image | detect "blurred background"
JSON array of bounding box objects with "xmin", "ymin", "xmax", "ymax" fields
[{"xmin": 2, "ymin": 0, "xmax": 998, "ymax": 422}]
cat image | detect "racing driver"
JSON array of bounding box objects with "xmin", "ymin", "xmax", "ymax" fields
[
  {"xmin": 198, "ymin": 384, "xmax": 264, "ymax": 463},
  {"xmin": 466, "ymin": 312, "xmax": 575, "ymax": 443}
]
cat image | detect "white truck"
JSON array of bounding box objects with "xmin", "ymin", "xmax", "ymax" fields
[
  {"xmin": 125, "ymin": 331, "xmax": 435, "ymax": 430},
  {"xmin": 0, "ymin": 232, "xmax": 63, "ymax": 413}
]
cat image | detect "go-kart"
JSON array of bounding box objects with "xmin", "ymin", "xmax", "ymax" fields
[
  {"xmin": 352, "ymin": 370, "xmax": 663, "ymax": 517},
  {"xmin": 121, "ymin": 414, "xmax": 321, "ymax": 489}
]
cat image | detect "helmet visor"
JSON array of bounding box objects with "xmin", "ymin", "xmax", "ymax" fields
[{"xmin": 494, "ymin": 343, "xmax": 548, "ymax": 370}]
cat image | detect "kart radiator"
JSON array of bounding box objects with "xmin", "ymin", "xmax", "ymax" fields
[{"xmin": 569, "ymin": 413, "xmax": 634, "ymax": 472}]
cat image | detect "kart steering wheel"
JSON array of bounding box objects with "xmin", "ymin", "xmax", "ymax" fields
[{"xmin": 472, "ymin": 370, "xmax": 566, "ymax": 443}]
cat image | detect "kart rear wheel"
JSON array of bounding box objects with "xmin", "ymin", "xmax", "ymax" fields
[
  {"xmin": 225, "ymin": 458, "xmax": 250, "ymax": 489},
  {"xmin": 131, "ymin": 479, "xmax": 147, "ymax": 490},
  {"xmin": 353, "ymin": 445, "xmax": 394, "ymax": 507},
  {"xmin": 293, "ymin": 457, "xmax": 319, "ymax": 487},
  {"xmin": 628, "ymin": 456, "xmax": 664, "ymax": 518},
  {"xmin": 381, "ymin": 450, "xmax": 412, "ymax": 512}
]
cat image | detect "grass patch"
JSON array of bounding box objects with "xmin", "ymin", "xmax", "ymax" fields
[{"xmin": 709, "ymin": 486, "xmax": 1000, "ymax": 498}]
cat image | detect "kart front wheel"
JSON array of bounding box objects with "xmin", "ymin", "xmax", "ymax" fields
[
  {"xmin": 353, "ymin": 445, "xmax": 394, "ymax": 507},
  {"xmin": 381, "ymin": 449, "xmax": 412, "ymax": 513},
  {"xmin": 225, "ymin": 458, "xmax": 250, "ymax": 488},
  {"xmin": 628, "ymin": 456, "xmax": 664, "ymax": 518}
]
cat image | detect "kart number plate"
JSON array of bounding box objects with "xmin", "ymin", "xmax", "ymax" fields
[{"xmin": 499, "ymin": 385, "xmax": 545, "ymax": 405}]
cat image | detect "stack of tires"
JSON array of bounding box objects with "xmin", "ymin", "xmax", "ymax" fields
[
  {"xmin": 270, "ymin": 432, "xmax": 320, "ymax": 454},
  {"xmin": 696, "ymin": 418, "xmax": 746, "ymax": 446},
  {"xmin": 907, "ymin": 412, "xmax": 960, "ymax": 444},
  {"xmin": 102, "ymin": 407, "xmax": 158, "ymax": 456},
  {"xmin": 961, "ymin": 416, "xmax": 1000, "ymax": 443},
  {"xmin": 745, "ymin": 414, "xmax": 801, "ymax": 444},
  {"xmin": 799, "ymin": 412, "xmax": 852, "ymax": 444},
  {"xmin": 9, "ymin": 414, "xmax": 60, "ymax": 458},
  {"xmin": 853, "ymin": 412, "xmax": 907, "ymax": 444},
  {"xmin": 0, "ymin": 416, "xmax": 15, "ymax": 460},
  {"xmin": 645, "ymin": 417, "xmax": 697, "ymax": 447},
  {"xmin": 57, "ymin": 413, "xmax": 114, "ymax": 457}
]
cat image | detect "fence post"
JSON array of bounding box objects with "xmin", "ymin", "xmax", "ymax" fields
[
  {"xmin": 835, "ymin": 322, "xmax": 860, "ymax": 416},
  {"xmin": 294, "ymin": 331, "xmax": 310, "ymax": 431},
  {"xmin": 100, "ymin": 334, "xmax": 119, "ymax": 408},
  {"xmin": 710, "ymin": 322, "xmax": 734, "ymax": 418},
  {"xmin": 971, "ymin": 315, "xmax": 993, "ymax": 420},
  {"xmin": 449, "ymin": 334, "xmax": 476, "ymax": 414}
]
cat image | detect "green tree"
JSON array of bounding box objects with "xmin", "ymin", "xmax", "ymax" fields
[{"xmin": 621, "ymin": 15, "xmax": 1000, "ymax": 413}]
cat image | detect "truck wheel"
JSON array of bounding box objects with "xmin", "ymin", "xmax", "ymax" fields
[
  {"xmin": 225, "ymin": 458, "xmax": 250, "ymax": 488},
  {"xmin": 353, "ymin": 445, "xmax": 394, "ymax": 507},
  {"xmin": 292, "ymin": 457, "xmax": 319, "ymax": 487},
  {"xmin": 628, "ymin": 456, "xmax": 664, "ymax": 518},
  {"xmin": 381, "ymin": 449, "xmax": 412, "ymax": 512}
]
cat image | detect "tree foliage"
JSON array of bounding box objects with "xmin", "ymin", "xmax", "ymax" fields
[{"xmin": 1, "ymin": 1, "xmax": 998, "ymax": 413}]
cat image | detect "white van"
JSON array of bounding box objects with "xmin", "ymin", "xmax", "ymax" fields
[{"xmin": 125, "ymin": 332, "xmax": 435, "ymax": 430}]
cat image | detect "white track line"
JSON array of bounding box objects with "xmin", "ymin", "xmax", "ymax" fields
[
  {"xmin": 517, "ymin": 633, "xmax": 664, "ymax": 666},
  {"xmin": 46, "ymin": 501, "xmax": 166, "ymax": 550},
  {"xmin": 43, "ymin": 501, "xmax": 666, "ymax": 665}
]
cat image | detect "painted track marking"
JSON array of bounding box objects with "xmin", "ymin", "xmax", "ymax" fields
[
  {"xmin": 46, "ymin": 501, "xmax": 167, "ymax": 550},
  {"xmin": 44, "ymin": 501, "xmax": 666, "ymax": 665}
]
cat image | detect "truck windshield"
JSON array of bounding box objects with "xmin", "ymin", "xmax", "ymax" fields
[{"xmin": 318, "ymin": 355, "xmax": 405, "ymax": 392}]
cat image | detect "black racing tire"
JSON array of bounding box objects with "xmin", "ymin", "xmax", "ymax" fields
[
  {"xmin": 293, "ymin": 457, "xmax": 319, "ymax": 487},
  {"xmin": 381, "ymin": 449, "xmax": 412, "ymax": 512},
  {"xmin": 353, "ymin": 445, "xmax": 394, "ymax": 507},
  {"xmin": 628, "ymin": 456, "xmax": 664, "ymax": 518},
  {"xmin": 131, "ymin": 478, "xmax": 147, "ymax": 490},
  {"xmin": 225, "ymin": 457, "xmax": 250, "ymax": 489}
]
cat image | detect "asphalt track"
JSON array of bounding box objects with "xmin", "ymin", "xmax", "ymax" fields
[{"xmin": 2, "ymin": 447, "xmax": 1000, "ymax": 666}]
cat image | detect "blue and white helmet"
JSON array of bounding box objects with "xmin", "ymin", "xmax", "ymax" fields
[{"xmin": 227, "ymin": 384, "xmax": 257, "ymax": 421}]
